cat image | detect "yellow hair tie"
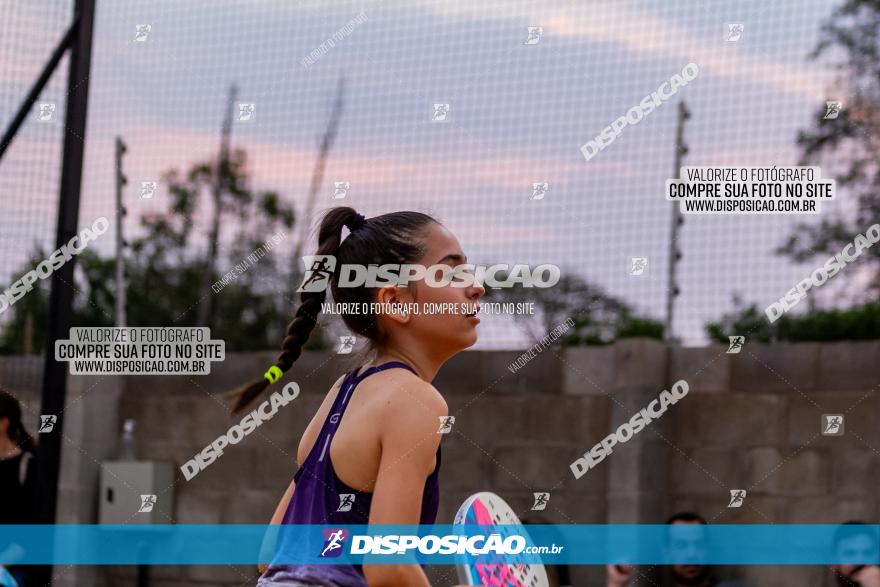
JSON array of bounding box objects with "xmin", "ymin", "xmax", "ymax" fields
[{"xmin": 264, "ymin": 366, "xmax": 283, "ymax": 384}]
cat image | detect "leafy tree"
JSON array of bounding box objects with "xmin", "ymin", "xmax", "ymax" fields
[
  {"xmin": 482, "ymin": 272, "xmax": 663, "ymax": 346},
  {"xmin": 779, "ymin": 0, "xmax": 880, "ymax": 299},
  {"xmin": 0, "ymin": 149, "xmax": 326, "ymax": 354},
  {"xmin": 706, "ymin": 298, "xmax": 880, "ymax": 343},
  {"xmin": 705, "ymin": 297, "xmax": 777, "ymax": 343},
  {"xmin": 704, "ymin": 3, "xmax": 880, "ymax": 344}
]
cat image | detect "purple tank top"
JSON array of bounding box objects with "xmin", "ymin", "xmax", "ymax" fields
[{"xmin": 258, "ymin": 361, "xmax": 442, "ymax": 587}]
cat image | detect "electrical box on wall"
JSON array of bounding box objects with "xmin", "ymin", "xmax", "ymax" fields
[{"xmin": 99, "ymin": 461, "xmax": 174, "ymax": 524}]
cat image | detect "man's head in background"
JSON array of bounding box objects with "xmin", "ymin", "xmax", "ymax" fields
[
  {"xmin": 520, "ymin": 514, "xmax": 572, "ymax": 587},
  {"xmin": 831, "ymin": 521, "xmax": 880, "ymax": 587},
  {"xmin": 664, "ymin": 512, "xmax": 712, "ymax": 587}
]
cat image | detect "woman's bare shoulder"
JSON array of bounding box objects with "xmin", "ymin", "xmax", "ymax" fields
[{"xmin": 363, "ymin": 369, "xmax": 448, "ymax": 435}]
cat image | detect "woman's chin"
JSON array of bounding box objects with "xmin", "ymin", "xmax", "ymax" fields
[{"xmin": 461, "ymin": 331, "xmax": 479, "ymax": 349}]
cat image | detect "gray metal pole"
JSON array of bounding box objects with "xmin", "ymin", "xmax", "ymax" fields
[
  {"xmin": 652, "ymin": 105, "xmax": 691, "ymax": 587},
  {"xmin": 290, "ymin": 75, "xmax": 345, "ymax": 297},
  {"xmin": 196, "ymin": 84, "xmax": 236, "ymax": 327},
  {"xmin": 664, "ymin": 101, "xmax": 689, "ymax": 342},
  {"xmin": 115, "ymin": 137, "xmax": 127, "ymax": 327}
]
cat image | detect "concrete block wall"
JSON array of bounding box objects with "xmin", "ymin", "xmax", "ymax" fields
[
  {"xmin": 663, "ymin": 341, "xmax": 879, "ymax": 587},
  {"xmin": 1, "ymin": 340, "xmax": 877, "ymax": 586}
]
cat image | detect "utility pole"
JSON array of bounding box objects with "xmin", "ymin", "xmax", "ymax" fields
[
  {"xmin": 197, "ymin": 84, "xmax": 236, "ymax": 327},
  {"xmin": 290, "ymin": 75, "xmax": 345, "ymax": 298},
  {"xmin": 664, "ymin": 101, "xmax": 689, "ymax": 342},
  {"xmin": 115, "ymin": 136, "xmax": 127, "ymax": 326},
  {"xmin": 653, "ymin": 105, "xmax": 691, "ymax": 587}
]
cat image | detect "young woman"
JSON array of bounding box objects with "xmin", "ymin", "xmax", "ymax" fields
[
  {"xmin": 0, "ymin": 389, "xmax": 38, "ymax": 586},
  {"xmin": 229, "ymin": 206, "xmax": 484, "ymax": 587}
]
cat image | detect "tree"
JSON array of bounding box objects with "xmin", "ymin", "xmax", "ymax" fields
[
  {"xmin": 482, "ymin": 272, "xmax": 663, "ymax": 346},
  {"xmin": 706, "ymin": 298, "xmax": 880, "ymax": 343},
  {"xmin": 779, "ymin": 0, "xmax": 880, "ymax": 300},
  {"xmin": 704, "ymin": 2, "xmax": 880, "ymax": 343},
  {"xmin": 0, "ymin": 149, "xmax": 324, "ymax": 354}
]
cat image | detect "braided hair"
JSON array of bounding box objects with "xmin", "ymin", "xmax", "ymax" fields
[{"xmin": 227, "ymin": 206, "xmax": 437, "ymax": 415}]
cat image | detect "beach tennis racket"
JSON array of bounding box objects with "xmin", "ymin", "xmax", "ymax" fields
[{"xmin": 453, "ymin": 491, "xmax": 549, "ymax": 587}]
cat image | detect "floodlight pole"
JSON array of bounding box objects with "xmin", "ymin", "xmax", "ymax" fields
[{"xmin": 664, "ymin": 101, "xmax": 689, "ymax": 342}]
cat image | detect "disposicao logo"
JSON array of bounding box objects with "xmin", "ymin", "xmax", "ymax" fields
[{"xmin": 320, "ymin": 529, "xmax": 348, "ymax": 558}]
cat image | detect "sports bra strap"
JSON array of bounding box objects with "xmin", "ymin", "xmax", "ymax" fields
[
  {"xmin": 301, "ymin": 361, "xmax": 419, "ymax": 470},
  {"xmin": 352, "ymin": 360, "xmax": 417, "ymax": 383}
]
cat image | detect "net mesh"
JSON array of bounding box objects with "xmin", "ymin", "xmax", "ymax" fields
[
  {"xmin": 23, "ymin": 0, "xmax": 858, "ymax": 352},
  {"xmin": 0, "ymin": 0, "xmax": 72, "ymax": 391},
  {"xmin": 0, "ymin": 2, "xmax": 874, "ymax": 586}
]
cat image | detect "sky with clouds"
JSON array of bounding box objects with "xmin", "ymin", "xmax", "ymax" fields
[{"xmin": 1, "ymin": 0, "xmax": 865, "ymax": 347}]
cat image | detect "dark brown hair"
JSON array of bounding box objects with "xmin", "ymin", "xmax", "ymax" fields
[
  {"xmin": 666, "ymin": 511, "xmax": 707, "ymax": 525},
  {"xmin": 0, "ymin": 389, "xmax": 36, "ymax": 453},
  {"xmin": 832, "ymin": 521, "xmax": 879, "ymax": 553},
  {"xmin": 226, "ymin": 206, "xmax": 437, "ymax": 415}
]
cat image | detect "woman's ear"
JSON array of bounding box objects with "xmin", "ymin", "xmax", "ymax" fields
[
  {"xmin": 375, "ymin": 285, "xmax": 414, "ymax": 324},
  {"xmin": 376, "ymin": 284, "xmax": 416, "ymax": 306}
]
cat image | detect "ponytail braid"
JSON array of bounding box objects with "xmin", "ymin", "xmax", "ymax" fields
[
  {"xmin": 226, "ymin": 289, "xmax": 327, "ymax": 414},
  {"xmin": 225, "ymin": 206, "xmax": 437, "ymax": 415},
  {"xmin": 226, "ymin": 206, "xmax": 361, "ymax": 415}
]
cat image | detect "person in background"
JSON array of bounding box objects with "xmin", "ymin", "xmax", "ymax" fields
[
  {"xmin": 830, "ymin": 522, "xmax": 880, "ymax": 587},
  {"xmin": 0, "ymin": 390, "xmax": 38, "ymax": 586},
  {"xmin": 606, "ymin": 512, "xmax": 753, "ymax": 587},
  {"xmin": 520, "ymin": 515, "xmax": 573, "ymax": 587}
]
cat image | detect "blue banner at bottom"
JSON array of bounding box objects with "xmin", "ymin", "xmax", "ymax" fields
[{"xmin": 1, "ymin": 524, "xmax": 878, "ymax": 565}]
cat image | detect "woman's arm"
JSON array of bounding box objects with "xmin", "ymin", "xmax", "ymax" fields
[
  {"xmin": 361, "ymin": 379, "xmax": 447, "ymax": 587},
  {"xmin": 257, "ymin": 478, "xmax": 296, "ymax": 575}
]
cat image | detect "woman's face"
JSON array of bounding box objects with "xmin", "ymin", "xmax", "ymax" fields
[{"xmin": 384, "ymin": 222, "xmax": 485, "ymax": 352}]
